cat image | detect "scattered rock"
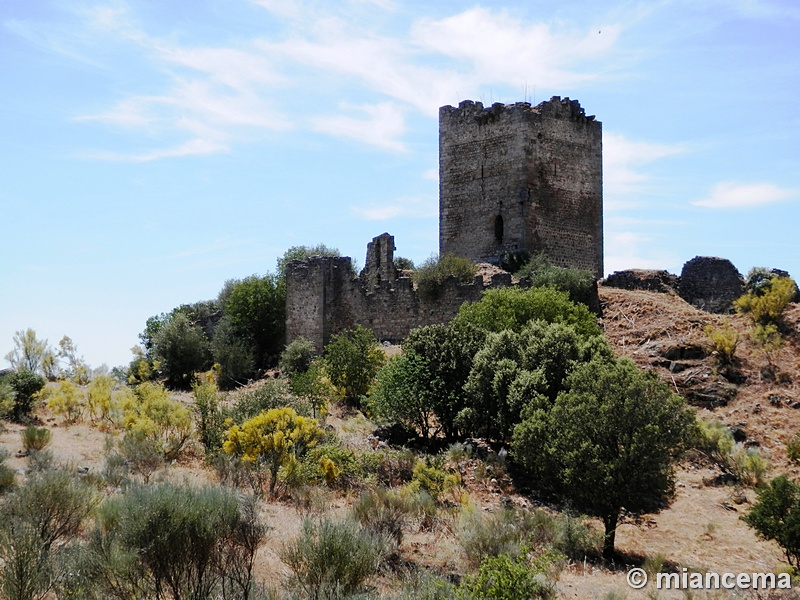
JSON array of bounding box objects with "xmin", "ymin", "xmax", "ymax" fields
[
  {"xmin": 662, "ymin": 343, "xmax": 707, "ymax": 361},
  {"xmin": 682, "ymin": 381, "xmax": 738, "ymax": 408}
]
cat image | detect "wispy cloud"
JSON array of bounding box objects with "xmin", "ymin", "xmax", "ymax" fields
[
  {"xmin": 311, "ymin": 102, "xmax": 407, "ymax": 151},
  {"xmin": 350, "ymin": 195, "xmax": 437, "ymax": 221},
  {"xmin": 603, "ymin": 133, "xmax": 685, "ymax": 200},
  {"xmin": 603, "ymin": 230, "xmax": 681, "ymax": 275},
  {"xmin": 412, "ymin": 8, "xmax": 621, "ymax": 90},
  {"xmin": 16, "ymin": 1, "xmax": 629, "ymax": 158},
  {"xmin": 693, "ymin": 182, "xmax": 797, "ymax": 208}
]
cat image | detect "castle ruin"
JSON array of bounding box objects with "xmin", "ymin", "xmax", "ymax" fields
[
  {"xmin": 440, "ymin": 98, "xmax": 603, "ymax": 277},
  {"xmin": 286, "ymin": 97, "xmax": 604, "ymax": 350}
]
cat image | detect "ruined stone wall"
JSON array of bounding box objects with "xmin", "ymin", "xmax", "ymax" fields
[
  {"xmin": 439, "ymin": 97, "xmax": 603, "ymax": 277},
  {"xmin": 678, "ymin": 256, "xmax": 744, "ymax": 314},
  {"xmin": 286, "ymin": 255, "xmax": 487, "ymax": 351}
]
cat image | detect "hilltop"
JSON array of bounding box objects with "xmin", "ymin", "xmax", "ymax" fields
[{"xmin": 0, "ymin": 283, "xmax": 798, "ymax": 599}]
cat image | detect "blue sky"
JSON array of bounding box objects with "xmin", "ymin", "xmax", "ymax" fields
[{"xmin": 2, "ymin": 0, "xmax": 798, "ymax": 369}]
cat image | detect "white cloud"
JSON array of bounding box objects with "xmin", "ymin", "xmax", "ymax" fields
[
  {"xmin": 603, "ymin": 133, "xmax": 685, "ymax": 199},
  {"xmin": 350, "ymin": 195, "xmax": 437, "ymax": 221},
  {"xmin": 603, "ymin": 230, "xmax": 681, "ymax": 276},
  {"xmin": 82, "ymin": 137, "xmax": 228, "ymax": 162},
  {"xmin": 311, "ymin": 102, "xmax": 407, "ymax": 151},
  {"xmin": 412, "ymin": 8, "xmax": 621, "ymax": 90},
  {"xmin": 35, "ymin": 2, "xmax": 630, "ymax": 157},
  {"xmin": 693, "ymin": 182, "xmax": 797, "ymax": 208}
]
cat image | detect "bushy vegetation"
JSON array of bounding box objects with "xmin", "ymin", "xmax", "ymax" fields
[
  {"xmin": 513, "ymin": 358, "xmax": 695, "ymax": 558},
  {"xmin": 456, "ymin": 548, "xmax": 561, "ymax": 600},
  {"xmin": 413, "ymin": 253, "xmax": 478, "ymax": 300},
  {"xmin": 2, "ymin": 369, "xmax": 45, "ymax": 421},
  {"xmin": 704, "ymin": 323, "xmax": 740, "ymax": 365},
  {"xmin": 743, "ymin": 475, "xmax": 800, "ymax": 569},
  {"xmin": 90, "ymin": 483, "xmax": 266, "ymax": 599},
  {"xmin": 695, "ymin": 419, "xmax": 770, "ymax": 486},
  {"xmin": 515, "ymin": 252, "xmax": 597, "ymax": 310},
  {"xmin": 453, "ymin": 286, "xmax": 601, "ymax": 338},
  {"xmin": 223, "ymin": 406, "xmax": 325, "ymax": 496},
  {"xmin": 735, "ymin": 273, "xmax": 797, "ymax": 327},
  {"xmin": 325, "ymin": 325, "xmax": 385, "ymax": 405},
  {"xmin": 280, "ymin": 517, "xmax": 390, "ymax": 599}
]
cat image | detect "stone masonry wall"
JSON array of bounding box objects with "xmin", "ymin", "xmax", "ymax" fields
[
  {"xmin": 439, "ymin": 97, "xmax": 603, "ymax": 277},
  {"xmin": 678, "ymin": 256, "xmax": 744, "ymax": 314},
  {"xmin": 286, "ymin": 254, "xmax": 486, "ymax": 351}
]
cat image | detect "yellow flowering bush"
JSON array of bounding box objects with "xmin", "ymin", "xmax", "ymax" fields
[{"xmin": 223, "ymin": 407, "xmax": 323, "ymax": 496}]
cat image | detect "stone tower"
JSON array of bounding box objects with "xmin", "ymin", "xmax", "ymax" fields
[{"xmin": 439, "ymin": 97, "xmax": 603, "ymax": 277}]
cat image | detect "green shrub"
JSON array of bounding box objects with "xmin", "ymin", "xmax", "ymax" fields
[
  {"xmin": 456, "ymin": 548, "xmax": 561, "ymax": 600},
  {"xmin": 516, "ymin": 253, "xmax": 597, "ymax": 309},
  {"xmin": 96, "ymin": 483, "xmax": 266, "ymax": 599},
  {"xmin": 280, "ymin": 517, "xmax": 389, "ymax": 598},
  {"xmin": 280, "ymin": 337, "xmax": 317, "ymax": 375},
  {"xmin": 734, "ymin": 275, "xmax": 798, "ymax": 326},
  {"xmin": 694, "ymin": 419, "xmax": 735, "ymax": 467},
  {"xmin": 411, "ymin": 458, "xmax": 461, "ymax": 503},
  {"xmin": 0, "ymin": 380, "xmax": 16, "ymax": 419},
  {"xmin": 352, "ymin": 487, "xmax": 414, "ymax": 547},
  {"xmin": 227, "ymin": 377, "xmax": 308, "ymax": 423},
  {"xmin": 221, "ymin": 273, "xmax": 286, "ymax": 369},
  {"xmin": 400, "ymin": 322, "xmax": 487, "ymax": 440},
  {"xmin": 743, "ymin": 475, "xmax": 800, "ymax": 569},
  {"xmin": 390, "ymin": 571, "xmax": 456, "ymax": 600},
  {"xmin": 289, "ymin": 358, "xmax": 336, "ymax": 418},
  {"xmin": 455, "ymin": 506, "xmax": 598, "ymax": 565},
  {"xmin": 704, "ymin": 323, "xmax": 740, "ymax": 364},
  {"xmin": 324, "ymin": 325, "xmax": 385, "ymax": 405},
  {"xmin": 394, "ymin": 256, "xmax": 415, "ymax": 271},
  {"xmin": 151, "ymin": 312, "xmax": 212, "ymax": 389},
  {"xmin": 454, "ymin": 286, "xmax": 601, "ymax": 339},
  {"xmin": 46, "ymin": 380, "xmax": 86, "ymax": 423},
  {"xmin": 6, "ymin": 369, "xmax": 46, "ymax": 421},
  {"xmin": 117, "ymin": 433, "xmax": 165, "ymax": 483},
  {"xmin": 695, "ymin": 420, "xmax": 770, "ymax": 485},
  {"xmin": 193, "ymin": 378, "xmax": 224, "ymax": 454},
  {"xmin": 86, "ymin": 374, "xmax": 121, "ymax": 424},
  {"xmin": 369, "ymin": 353, "xmax": 439, "ymax": 439},
  {"xmin": 0, "ymin": 450, "xmax": 15, "ymax": 494},
  {"xmin": 788, "ymin": 433, "xmax": 800, "ymax": 464},
  {"xmin": 276, "ymin": 244, "xmax": 342, "ymax": 280},
  {"xmin": 413, "ymin": 253, "xmax": 477, "ymax": 300},
  {"xmin": 21, "ymin": 426, "xmax": 51, "ymax": 453},
  {"xmin": 363, "ymin": 447, "xmax": 418, "ymax": 487},
  {"xmin": 210, "ymin": 315, "xmax": 257, "ymax": 389},
  {"xmin": 120, "ymin": 382, "xmax": 191, "ymax": 461},
  {"xmin": 0, "ymin": 469, "xmax": 96, "ymax": 600},
  {"xmin": 729, "ymin": 444, "xmax": 770, "ymax": 486},
  {"xmin": 223, "ymin": 406, "xmax": 324, "ymax": 496},
  {"xmin": 457, "ymin": 506, "xmax": 541, "ymax": 565}
]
